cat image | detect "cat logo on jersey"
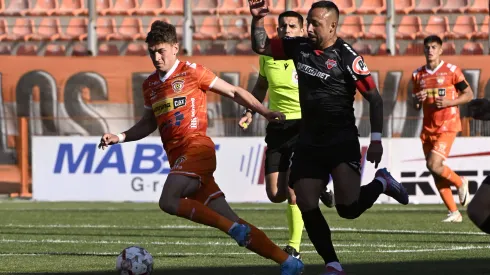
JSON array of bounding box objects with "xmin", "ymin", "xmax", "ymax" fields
[
  {"xmin": 352, "ymin": 56, "xmax": 370, "ymax": 75},
  {"xmin": 171, "ymin": 79, "xmax": 185, "ymax": 93}
]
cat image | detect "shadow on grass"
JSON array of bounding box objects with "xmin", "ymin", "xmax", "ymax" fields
[{"xmin": 8, "ymin": 258, "xmax": 490, "ymax": 275}]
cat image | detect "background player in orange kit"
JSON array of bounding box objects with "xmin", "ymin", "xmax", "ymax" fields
[
  {"xmin": 98, "ymin": 20, "xmax": 304, "ymax": 275},
  {"xmin": 412, "ymin": 35, "xmax": 474, "ymax": 223}
]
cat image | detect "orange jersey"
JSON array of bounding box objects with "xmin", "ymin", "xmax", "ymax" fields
[
  {"xmin": 412, "ymin": 61, "xmax": 467, "ymax": 134},
  {"xmin": 142, "ymin": 60, "xmax": 217, "ymax": 152}
]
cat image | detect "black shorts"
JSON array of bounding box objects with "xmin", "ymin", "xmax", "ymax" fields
[
  {"xmin": 264, "ymin": 119, "xmax": 300, "ymax": 174},
  {"xmin": 288, "ymin": 139, "xmax": 362, "ymax": 188}
]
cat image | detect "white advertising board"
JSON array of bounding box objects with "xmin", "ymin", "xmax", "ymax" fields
[{"xmin": 32, "ymin": 136, "xmax": 490, "ymax": 203}]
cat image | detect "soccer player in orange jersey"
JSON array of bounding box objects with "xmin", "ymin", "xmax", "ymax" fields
[
  {"xmin": 98, "ymin": 21, "xmax": 304, "ymax": 274},
  {"xmin": 412, "ymin": 35, "xmax": 474, "ymax": 222}
]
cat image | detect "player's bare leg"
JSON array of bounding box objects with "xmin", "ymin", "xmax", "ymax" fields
[
  {"xmin": 426, "ymin": 152, "xmax": 468, "ymax": 222},
  {"xmin": 468, "ymin": 176, "xmax": 490, "ymax": 234},
  {"xmin": 207, "ymin": 196, "xmax": 304, "ymax": 274}
]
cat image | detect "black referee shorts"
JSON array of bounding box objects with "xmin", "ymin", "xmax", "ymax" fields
[
  {"xmin": 264, "ymin": 119, "xmax": 300, "ymax": 175},
  {"xmin": 288, "ymin": 139, "xmax": 362, "ymax": 188}
]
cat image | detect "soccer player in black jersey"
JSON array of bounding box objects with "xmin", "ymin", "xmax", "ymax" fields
[
  {"xmin": 249, "ymin": 1, "xmax": 409, "ymax": 274},
  {"xmin": 467, "ymin": 98, "xmax": 490, "ymax": 235}
]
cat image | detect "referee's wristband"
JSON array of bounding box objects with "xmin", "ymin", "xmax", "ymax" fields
[
  {"xmin": 242, "ymin": 108, "xmax": 256, "ymax": 116},
  {"xmin": 116, "ymin": 133, "xmax": 126, "ymax": 143},
  {"xmin": 370, "ymin": 132, "xmax": 382, "ymax": 143}
]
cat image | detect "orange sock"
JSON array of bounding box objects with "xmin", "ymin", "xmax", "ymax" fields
[
  {"xmin": 238, "ymin": 218, "xmax": 289, "ymax": 265},
  {"xmin": 177, "ymin": 198, "xmax": 234, "ymax": 234},
  {"xmin": 441, "ymin": 166, "xmax": 463, "ymax": 188},
  {"xmin": 435, "ymin": 179, "xmax": 458, "ymax": 212}
]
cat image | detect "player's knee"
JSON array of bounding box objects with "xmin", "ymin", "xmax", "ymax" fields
[
  {"xmin": 426, "ymin": 159, "xmax": 442, "ymax": 174},
  {"xmin": 268, "ymin": 193, "xmax": 285, "ymax": 203},
  {"xmin": 158, "ymin": 198, "xmax": 178, "ymax": 215},
  {"xmin": 335, "ymin": 204, "xmax": 361, "ymax": 220}
]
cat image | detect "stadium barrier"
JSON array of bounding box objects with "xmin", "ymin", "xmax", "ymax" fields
[{"xmin": 31, "ymin": 136, "xmax": 490, "ymax": 204}]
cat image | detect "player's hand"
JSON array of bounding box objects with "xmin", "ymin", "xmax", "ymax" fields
[
  {"xmin": 435, "ymin": 97, "xmax": 452, "ymax": 109},
  {"xmin": 264, "ymin": 110, "xmax": 285, "ymax": 122},
  {"xmin": 468, "ymin": 98, "xmax": 490, "ymax": 120},
  {"xmin": 98, "ymin": 133, "xmax": 120, "ymax": 150},
  {"xmin": 415, "ymin": 90, "xmax": 427, "ymax": 102},
  {"xmin": 248, "ymin": 0, "xmax": 269, "ymax": 18},
  {"xmin": 366, "ymin": 141, "xmax": 383, "ymax": 169},
  {"xmin": 239, "ymin": 112, "xmax": 253, "ymax": 130}
]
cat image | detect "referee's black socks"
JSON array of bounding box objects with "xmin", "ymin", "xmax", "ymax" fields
[
  {"xmin": 335, "ymin": 179, "xmax": 384, "ymax": 219},
  {"xmin": 301, "ymin": 207, "xmax": 339, "ymax": 264}
]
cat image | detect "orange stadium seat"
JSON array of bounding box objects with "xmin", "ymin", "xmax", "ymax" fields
[
  {"xmin": 461, "ymin": 42, "xmax": 484, "ymax": 55},
  {"xmin": 377, "ymin": 43, "xmax": 400, "ymax": 55},
  {"xmin": 0, "ymin": 0, "xmax": 4, "ymax": 14},
  {"xmin": 447, "ymin": 15, "xmax": 477, "ymax": 40},
  {"xmin": 218, "ymin": 0, "xmax": 248, "ymax": 15},
  {"xmin": 60, "ymin": 18, "xmax": 88, "ymax": 41},
  {"xmin": 193, "ymin": 0, "xmax": 218, "ymax": 15},
  {"xmin": 31, "ymin": 18, "xmax": 62, "ymax": 41},
  {"xmin": 16, "ymin": 44, "xmax": 38, "ymax": 56},
  {"xmin": 0, "ymin": 44, "xmax": 11, "ymax": 55},
  {"xmin": 264, "ymin": 16, "xmax": 278, "ymax": 38},
  {"xmin": 96, "ymin": 0, "xmax": 113, "ymax": 15},
  {"xmin": 71, "ymin": 43, "xmax": 89, "ymax": 56},
  {"xmin": 442, "ymin": 41, "xmax": 456, "ymax": 55},
  {"xmin": 294, "ymin": 0, "xmax": 315, "ymax": 14},
  {"xmin": 28, "ymin": 0, "xmax": 58, "ymax": 16},
  {"xmin": 468, "ymin": 0, "xmax": 488, "ymax": 13},
  {"xmin": 235, "ymin": 41, "xmax": 255, "ymax": 55},
  {"xmin": 413, "ymin": 0, "xmax": 442, "ymax": 14},
  {"xmin": 193, "ymin": 17, "xmax": 225, "ymax": 40},
  {"xmin": 335, "ymin": 0, "xmax": 357, "ymax": 14},
  {"xmin": 162, "ymin": 0, "xmax": 183, "ymax": 15},
  {"xmin": 338, "ymin": 16, "xmax": 365, "ymax": 39},
  {"xmin": 396, "ymin": 15, "xmax": 422, "ymax": 40},
  {"xmin": 404, "ymin": 42, "xmax": 424, "ymax": 55},
  {"xmin": 417, "ymin": 16, "xmax": 449, "ymax": 39},
  {"xmin": 135, "ymin": 0, "xmax": 165, "ymax": 15},
  {"xmin": 440, "ymin": 0, "xmax": 469, "ymax": 13},
  {"xmin": 44, "ymin": 43, "xmax": 66, "ymax": 56},
  {"xmin": 0, "ymin": 19, "xmax": 7, "ymax": 41},
  {"xmin": 352, "ymin": 41, "xmax": 373, "ymax": 54},
  {"xmin": 5, "ymin": 18, "xmax": 34, "ymax": 41},
  {"xmin": 111, "ymin": 17, "xmax": 144, "ymax": 41},
  {"xmin": 474, "ymin": 15, "xmax": 488, "ymax": 39},
  {"xmin": 108, "ymin": 0, "xmax": 139, "ymax": 15},
  {"xmin": 56, "ymin": 0, "xmax": 87, "ymax": 16},
  {"xmin": 3, "ymin": 0, "xmax": 29, "ymax": 16},
  {"xmin": 225, "ymin": 17, "xmax": 250, "ymax": 40},
  {"xmin": 364, "ymin": 16, "xmax": 386, "ymax": 39},
  {"xmin": 356, "ymin": 0, "xmax": 386, "ymax": 14},
  {"xmin": 96, "ymin": 17, "xmax": 117, "ymax": 41},
  {"xmin": 268, "ymin": 0, "xmax": 287, "ymax": 15},
  {"xmin": 395, "ymin": 0, "xmax": 414, "ymax": 14},
  {"xmin": 98, "ymin": 43, "xmax": 120, "ymax": 56},
  {"xmin": 125, "ymin": 43, "xmax": 147, "ymax": 56}
]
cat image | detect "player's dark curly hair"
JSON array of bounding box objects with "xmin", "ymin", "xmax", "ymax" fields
[
  {"xmin": 423, "ymin": 35, "xmax": 443, "ymax": 46},
  {"xmin": 145, "ymin": 20, "xmax": 178, "ymax": 45},
  {"xmin": 311, "ymin": 1, "xmax": 340, "ymax": 19}
]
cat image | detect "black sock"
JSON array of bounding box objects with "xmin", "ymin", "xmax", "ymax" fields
[
  {"xmin": 301, "ymin": 207, "xmax": 339, "ymax": 264},
  {"xmin": 336, "ymin": 180, "xmax": 383, "ymax": 219}
]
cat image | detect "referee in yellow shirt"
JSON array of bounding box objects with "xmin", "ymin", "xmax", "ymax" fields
[{"xmin": 239, "ymin": 10, "xmax": 334, "ymax": 260}]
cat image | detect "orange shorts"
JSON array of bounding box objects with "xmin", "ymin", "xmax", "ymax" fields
[
  {"xmin": 420, "ymin": 131, "xmax": 457, "ymax": 159},
  {"xmin": 167, "ymin": 136, "xmax": 224, "ymax": 205}
]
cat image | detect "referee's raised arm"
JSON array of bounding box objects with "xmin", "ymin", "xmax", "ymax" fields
[{"xmin": 248, "ymin": 0, "xmax": 273, "ymax": 56}]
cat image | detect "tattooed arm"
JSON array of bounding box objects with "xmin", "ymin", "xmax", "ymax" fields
[{"xmin": 251, "ymin": 17, "xmax": 272, "ymax": 56}]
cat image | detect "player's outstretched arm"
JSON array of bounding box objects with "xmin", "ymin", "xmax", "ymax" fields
[
  {"xmin": 239, "ymin": 74, "xmax": 269, "ymax": 129},
  {"xmin": 211, "ymin": 77, "xmax": 284, "ymax": 121},
  {"xmin": 98, "ymin": 108, "xmax": 157, "ymax": 149},
  {"xmin": 249, "ymin": 1, "xmax": 273, "ymax": 56}
]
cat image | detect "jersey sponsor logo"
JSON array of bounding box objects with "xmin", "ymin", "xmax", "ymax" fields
[
  {"xmin": 297, "ymin": 62, "xmax": 331, "ymax": 80},
  {"xmin": 346, "ymin": 65, "xmax": 357, "ymax": 81},
  {"xmin": 326, "ymin": 59, "xmax": 337, "ymax": 69},
  {"xmin": 423, "ymin": 88, "xmax": 446, "ymax": 97},
  {"xmin": 352, "ymin": 56, "xmax": 370, "ymax": 75},
  {"xmin": 149, "ymin": 80, "xmax": 160, "ymax": 86},
  {"xmin": 153, "ymin": 96, "xmax": 186, "ymax": 116},
  {"xmin": 171, "ymin": 79, "xmax": 185, "ymax": 93},
  {"xmin": 149, "ymin": 89, "xmax": 158, "ymax": 100},
  {"xmin": 190, "ymin": 98, "xmax": 198, "ymax": 129},
  {"xmin": 438, "ymin": 88, "xmax": 446, "ymax": 97},
  {"xmin": 300, "ymin": 51, "xmax": 310, "ymax": 58}
]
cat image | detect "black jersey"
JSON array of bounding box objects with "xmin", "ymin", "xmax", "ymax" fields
[{"xmin": 271, "ymin": 37, "xmax": 373, "ymax": 147}]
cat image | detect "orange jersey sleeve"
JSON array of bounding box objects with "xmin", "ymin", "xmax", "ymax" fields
[
  {"xmin": 413, "ymin": 61, "xmax": 462, "ymax": 134},
  {"xmin": 196, "ymin": 64, "xmax": 218, "ymax": 91}
]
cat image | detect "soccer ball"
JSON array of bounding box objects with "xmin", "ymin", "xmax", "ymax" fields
[{"xmin": 116, "ymin": 246, "xmax": 154, "ymax": 275}]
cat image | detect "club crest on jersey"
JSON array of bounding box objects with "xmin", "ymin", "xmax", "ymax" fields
[
  {"xmin": 172, "ymin": 156, "xmax": 186, "ymax": 170},
  {"xmin": 326, "ymin": 59, "xmax": 337, "ymax": 69},
  {"xmin": 171, "ymin": 79, "xmax": 185, "ymax": 93},
  {"xmin": 437, "ymin": 77, "xmax": 445, "ymax": 85},
  {"xmin": 352, "ymin": 56, "xmax": 370, "ymax": 75}
]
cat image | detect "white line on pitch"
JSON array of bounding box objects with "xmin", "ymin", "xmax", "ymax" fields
[{"xmin": 0, "ymin": 223, "xmax": 485, "ymax": 236}]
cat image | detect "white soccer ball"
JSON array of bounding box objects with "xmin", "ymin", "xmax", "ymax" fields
[{"xmin": 116, "ymin": 246, "xmax": 154, "ymax": 275}]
